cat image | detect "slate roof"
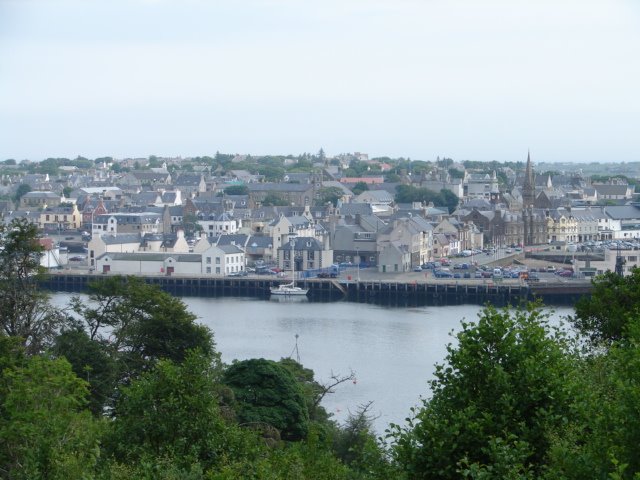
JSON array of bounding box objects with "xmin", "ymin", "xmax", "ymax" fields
[
  {"xmin": 100, "ymin": 233, "xmax": 142, "ymax": 245},
  {"xmin": 98, "ymin": 252, "xmax": 201, "ymax": 262},
  {"xmin": 604, "ymin": 205, "xmax": 640, "ymax": 220},
  {"xmin": 218, "ymin": 244, "xmax": 244, "ymax": 254}
]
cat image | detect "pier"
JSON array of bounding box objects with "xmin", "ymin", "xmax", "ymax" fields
[{"xmin": 40, "ymin": 272, "xmax": 592, "ymax": 307}]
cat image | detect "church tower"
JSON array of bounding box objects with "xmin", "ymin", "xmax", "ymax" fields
[
  {"xmin": 522, "ymin": 151, "xmax": 535, "ymax": 246},
  {"xmin": 522, "ymin": 150, "xmax": 535, "ymax": 209}
]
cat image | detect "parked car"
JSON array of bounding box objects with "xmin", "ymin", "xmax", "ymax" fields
[
  {"xmin": 228, "ymin": 271, "xmax": 248, "ymax": 277},
  {"xmin": 434, "ymin": 269, "xmax": 454, "ymax": 278},
  {"xmin": 463, "ymin": 272, "xmax": 471, "ymax": 278},
  {"xmin": 413, "ymin": 266, "xmax": 422, "ymax": 272},
  {"xmin": 474, "ymin": 271, "xmax": 483, "ymax": 278},
  {"xmin": 546, "ymin": 265, "xmax": 556, "ymax": 272},
  {"xmin": 557, "ymin": 270, "xmax": 573, "ymax": 277},
  {"xmin": 453, "ymin": 273, "xmax": 462, "ymax": 279},
  {"xmin": 317, "ymin": 272, "xmax": 338, "ymax": 278}
]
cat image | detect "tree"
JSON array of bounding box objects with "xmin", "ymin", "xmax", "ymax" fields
[
  {"xmin": 70, "ymin": 276, "xmax": 216, "ymax": 376},
  {"xmin": 105, "ymin": 352, "xmax": 232, "ymax": 471},
  {"xmin": 13, "ymin": 184, "xmax": 31, "ymax": 203},
  {"xmin": 448, "ymin": 167, "xmax": 465, "ymax": 179},
  {"xmin": 572, "ymin": 267, "xmax": 640, "ymax": 346},
  {"xmin": 182, "ymin": 213, "xmax": 202, "ymax": 237},
  {"xmin": 352, "ymin": 181, "xmax": 369, "ymax": 196},
  {"xmin": 51, "ymin": 327, "xmax": 119, "ymax": 415},
  {"xmin": 262, "ymin": 192, "xmax": 289, "ymax": 206},
  {"xmin": 223, "ymin": 184, "xmax": 249, "ymax": 196},
  {"xmin": 62, "ymin": 186, "xmax": 73, "ymax": 198},
  {"xmin": 0, "ymin": 354, "xmax": 102, "ymax": 479},
  {"xmin": 315, "ymin": 186, "xmax": 344, "ymax": 207},
  {"xmin": 0, "ymin": 219, "xmax": 66, "ymax": 354},
  {"xmin": 439, "ymin": 188, "xmax": 460, "ymax": 213},
  {"xmin": 390, "ymin": 304, "xmax": 576, "ymax": 479},
  {"xmin": 223, "ymin": 358, "xmax": 310, "ymax": 441}
]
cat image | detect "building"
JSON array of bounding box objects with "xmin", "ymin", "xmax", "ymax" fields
[
  {"xmin": 92, "ymin": 212, "xmax": 163, "ymax": 236},
  {"xmin": 39, "ymin": 204, "xmax": 82, "ymax": 231},
  {"xmin": 20, "ymin": 191, "xmax": 62, "ymax": 209},
  {"xmin": 275, "ymin": 236, "xmax": 333, "ymax": 274}
]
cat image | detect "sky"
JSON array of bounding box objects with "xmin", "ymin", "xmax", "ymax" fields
[{"xmin": 1, "ymin": 0, "xmax": 639, "ymax": 163}]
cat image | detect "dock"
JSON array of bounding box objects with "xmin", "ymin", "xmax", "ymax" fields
[{"xmin": 40, "ymin": 272, "xmax": 593, "ymax": 307}]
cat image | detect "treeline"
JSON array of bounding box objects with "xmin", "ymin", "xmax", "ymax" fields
[{"xmin": 2, "ymin": 218, "xmax": 640, "ymax": 479}]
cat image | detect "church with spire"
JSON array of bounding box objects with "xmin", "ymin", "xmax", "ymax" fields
[{"xmin": 521, "ymin": 151, "xmax": 548, "ymax": 246}]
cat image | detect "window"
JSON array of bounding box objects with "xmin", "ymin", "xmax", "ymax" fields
[
  {"xmin": 216, "ymin": 257, "xmax": 220, "ymax": 264},
  {"xmin": 206, "ymin": 267, "xmax": 211, "ymax": 274},
  {"xmin": 206, "ymin": 257, "xmax": 211, "ymax": 264},
  {"xmin": 216, "ymin": 267, "xmax": 220, "ymax": 274}
]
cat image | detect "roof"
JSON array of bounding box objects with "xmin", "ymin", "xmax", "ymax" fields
[
  {"xmin": 98, "ymin": 252, "xmax": 202, "ymax": 262},
  {"xmin": 279, "ymin": 236, "xmax": 322, "ymax": 251},
  {"xmin": 247, "ymin": 183, "xmax": 313, "ymax": 192},
  {"xmin": 99, "ymin": 233, "xmax": 142, "ymax": 245},
  {"xmin": 604, "ymin": 205, "xmax": 640, "ymax": 220},
  {"xmin": 218, "ymin": 244, "xmax": 244, "ymax": 254},
  {"xmin": 22, "ymin": 191, "xmax": 59, "ymax": 198}
]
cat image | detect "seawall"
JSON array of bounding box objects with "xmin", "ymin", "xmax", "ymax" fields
[{"xmin": 40, "ymin": 272, "xmax": 592, "ymax": 307}]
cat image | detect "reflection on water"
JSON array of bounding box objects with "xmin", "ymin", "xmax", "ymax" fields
[
  {"xmin": 49, "ymin": 293, "xmax": 574, "ymax": 434},
  {"xmin": 269, "ymin": 295, "xmax": 310, "ymax": 304}
]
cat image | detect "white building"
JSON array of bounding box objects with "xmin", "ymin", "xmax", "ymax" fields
[{"xmin": 197, "ymin": 212, "xmax": 241, "ymax": 237}]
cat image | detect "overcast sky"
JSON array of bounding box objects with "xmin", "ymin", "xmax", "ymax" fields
[{"xmin": 1, "ymin": 0, "xmax": 639, "ymax": 163}]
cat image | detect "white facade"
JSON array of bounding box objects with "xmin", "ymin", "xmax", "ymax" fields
[
  {"xmin": 198, "ymin": 213, "xmax": 240, "ymax": 237},
  {"xmin": 95, "ymin": 253, "xmax": 203, "ymax": 275},
  {"xmin": 200, "ymin": 243, "xmax": 246, "ymax": 276}
]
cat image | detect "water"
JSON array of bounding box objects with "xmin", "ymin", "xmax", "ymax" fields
[{"xmin": 50, "ymin": 293, "xmax": 574, "ymax": 434}]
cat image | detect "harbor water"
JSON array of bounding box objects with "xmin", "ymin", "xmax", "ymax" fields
[{"xmin": 50, "ymin": 294, "xmax": 574, "ymax": 434}]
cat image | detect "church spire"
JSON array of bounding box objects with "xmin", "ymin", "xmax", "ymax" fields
[{"xmin": 522, "ymin": 150, "xmax": 535, "ymax": 209}]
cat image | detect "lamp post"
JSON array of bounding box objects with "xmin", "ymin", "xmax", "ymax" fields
[{"xmin": 356, "ymin": 246, "xmax": 360, "ymax": 282}]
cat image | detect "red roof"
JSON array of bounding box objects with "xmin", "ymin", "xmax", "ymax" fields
[{"xmin": 38, "ymin": 238, "xmax": 54, "ymax": 250}]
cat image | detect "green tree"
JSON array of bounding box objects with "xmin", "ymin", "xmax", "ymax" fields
[
  {"xmin": 351, "ymin": 181, "xmax": 369, "ymax": 196},
  {"xmin": 13, "ymin": 183, "xmax": 31, "ymax": 203},
  {"xmin": 0, "ymin": 354, "xmax": 102, "ymax": 479},
  {"xmin": 262, "ymin": 192, "xmax": 289, "ymax": 206},
  {"xmin": 390, "ymin": 304, "xmax": 576, "ymax": 479},
  {"xmin": 315, "ymin": 187, "xmax": 344, "ymax": 207},
  {"xmin": 572, "ymin": 267, "xmax": 640, "ymax": 346},
  {"xmin": 71, "ymin": 276, "xmax": 216, "ymax": 377},
  {"xmin": 106, "ymin": 352, "xmax": 233, "ymax": 470},
  {"xmin": 0, "ymin": 219, "xmax": 66, "ymax": 354},
  {"xmin": 448, "ymin": 167, "xmax": 465, "ymax": 179},
  {"xmin": 62, "ymin": 186, "xmax": 73, "ymax": 198},
  {"xmin": 223, "ymin": 185, "xmax": 249, "ymax": 196},
  {"xmin": 544, "ymin": 316, "xmax": 640, "ymax": 480},
  {"xmin": 438, "ymin": 188, "xmax": 460, "ymax": 213},
  {"xmin": 51, "ymin": 327, "xmax": 118, "ymax": 415},
  {"xmin": 223, "ymin": 358, "xmax": 310, "ymax": 441}
]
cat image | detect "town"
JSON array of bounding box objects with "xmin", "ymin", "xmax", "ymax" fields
[{"xmin": 1, "ymin": 151, "xmax": 638, "ymax": 281}]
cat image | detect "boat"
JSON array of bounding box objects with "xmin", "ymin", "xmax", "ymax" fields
[
  {"xmin": 270, "ymin": 281, "xmax": 308, "ymax": 296},
  {"xmin": 270, "ymin": 242, "xmax": 309, "ymax": 296}
]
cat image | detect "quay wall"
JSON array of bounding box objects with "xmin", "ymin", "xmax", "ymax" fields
[{"xmin": 40, "ymin": 273, "xmax": 592, "ymax": 307}]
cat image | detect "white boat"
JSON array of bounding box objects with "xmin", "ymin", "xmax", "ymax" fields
[
  {"xmin": 270, "ymin": 281, "xmax": 309, "ymax": 296},
  {"xmin": 270, "ymin": 241, "xmax": 309, "ymax": 296}
]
